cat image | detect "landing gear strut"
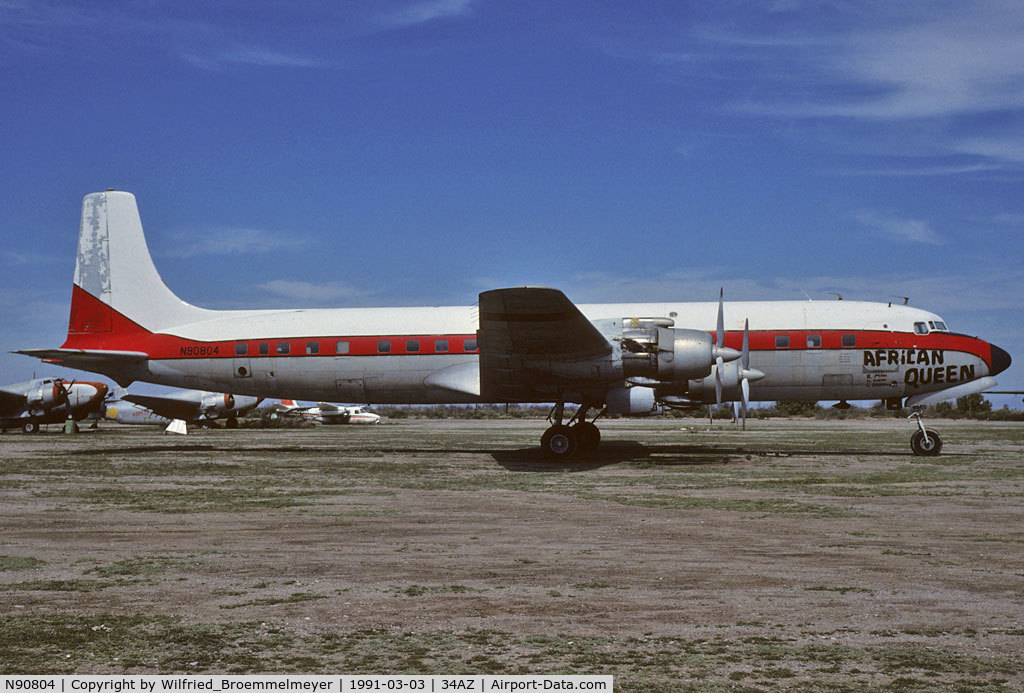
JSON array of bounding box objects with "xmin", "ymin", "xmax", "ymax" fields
[
  {"xmin": 908, "ymin": 410, "xmax": 942, "ymax": 456},
  {"xmin": 540, "ymin": 401, "xmax": 605, "ymax": 458}
]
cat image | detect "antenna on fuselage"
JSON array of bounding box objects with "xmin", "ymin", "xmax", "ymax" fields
[
  {"xmin": 800, "ymin": 289, "xmax": 812, "ymax": 301},
  {"xmin": 828, "ymin": 292, "xmax": 843, "ymax": 301},
  {"xmin": 888, "ymin": 295, "xmax": 910, "ymax": 307}
]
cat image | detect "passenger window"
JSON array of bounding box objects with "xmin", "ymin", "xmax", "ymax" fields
[
  {"xmin": 435, "ymin": 339, "xmax": 449, "ymax": 353},
  {"xmin": 807, "ymin": 335, "xmax": 821, "ymax": 348},
  {"xmin": 235, "ymin": 343, "xmax": 247, "ymax": 356},
  {"xmin": 841, "ymin": 334, "xmax": 856, "ymax": 347},
  {"xmin": 336, "ymin": 341, "xmax": 349, "ymax": 354},
  {"xmin": 306, "ymin": 342, "xmax": 319, "ymax": 355},
  {"xmin": 775, "ymin": 335, "xmax": 789, "ymax": 348},
  {"xmin": 277, "ymin": 342, "xmax": 290, "ymax": 355},
  {"xmin": 914, "ymin": 322, "xmax": 929, "ymax": 335},
  {"xmin": 406, "ymin": 340, "xmax": 420, "ymax": 353},
  {"xmin": 378, "ymin": 340, "xmax": 391, "ymax": 354},
  {"xmin": 258, "ymin": 342, "xmax": 269, "ymax": 356},
  {"xmin": 464, "ymin": 338, "xmax": 478, "ymax": 352}
]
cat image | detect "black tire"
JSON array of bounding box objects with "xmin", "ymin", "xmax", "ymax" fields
[
  {"xmin": 911, "ymin": 429, "xmax": 942, "ymax": 456},
  {"xmin": 225, "ymin": 417, "xmax": 239, "ymax": 430},
  {"xmin": 541, "ymin": 425, "xmax": 578, "ymax": 458},
  {"xmin": 573, "ymin": 421, "xmax": 601, "ymax": 451},
  {"xmin": 22, "ymin": 421, "xmax": 39, "ymax": 434}
]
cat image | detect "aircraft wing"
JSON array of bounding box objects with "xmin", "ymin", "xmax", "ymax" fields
[
  {"xmin": 477, "ymin": 287, "xmax": 613, "ymax": 401},
  {"xmin": 0, "ymin": 387, "xmax": 28, "ymax": 416},
  {"xmin": 316, "ymin": 402, "xmax": 344, "ymax": 412},
  {"xmin": 122, "ymin": 394, "xmax": 201, "ymax": 421}
]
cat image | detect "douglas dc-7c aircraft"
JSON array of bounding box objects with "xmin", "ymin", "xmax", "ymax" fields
[{"xmin": 17, "ymin": 191, "xmax": 1012, "ymax": 457}]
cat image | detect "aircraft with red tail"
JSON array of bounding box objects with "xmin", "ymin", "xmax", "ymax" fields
[{"xmin": 17, "ymin": 191, "xmax": 1012, "ymax": 456}]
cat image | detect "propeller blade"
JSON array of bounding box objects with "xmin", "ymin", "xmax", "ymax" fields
[
  {"xmin": 741, "ymin": 377, "xmax": 750, "ymax": 431},
  {"xmin": 732, "ymin": 401, "xmax": 739, "ymax": 424},
  {"xmin": 741, "ymin": 318, "xmax": 750, "ymax": 371},
  {"xmin": 716, "ymin": 287, "xmax": 725, "ymax": 348},
  {"xmin": 715, "ymin": 356, "xmax": 724, "ymax": 404}
]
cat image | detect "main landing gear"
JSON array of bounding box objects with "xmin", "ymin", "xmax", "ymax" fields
[
  {"xmin": 908, "ymin": 410, "xmax": 942, "ymax": 457},
  {"xmin": 540, "ymin": 401, "xmax": 604, "ymax": 458}
]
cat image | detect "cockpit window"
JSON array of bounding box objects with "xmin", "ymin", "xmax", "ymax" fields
[
  {"xmin": 932, "ymin": 321, "xmax": 948, "ymax": 331},
  {"xmin": 913, "ymin": 322, "xmax": 929, "ymax": 335}
]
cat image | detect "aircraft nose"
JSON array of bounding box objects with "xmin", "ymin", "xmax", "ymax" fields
[{"xmin": 990, "ymin": 344, "xmax": 1012, "ymax": 376}]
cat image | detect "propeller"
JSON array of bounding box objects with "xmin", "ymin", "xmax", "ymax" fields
[
  {"xmin": 56, "ymin": 379, "xmax": 75, "ymax": 406},
  {"xmin": 715, "ymin": 289, "xmax": 725, "ymax": 404},
  {"xmin": 737, "ymin": 318, "xmax": 766, "ymax": 430}
]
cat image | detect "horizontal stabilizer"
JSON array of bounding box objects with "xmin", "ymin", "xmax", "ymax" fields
[{"xmin": 14, "ymin": 349, "xmax": 149, "ymax": 387}]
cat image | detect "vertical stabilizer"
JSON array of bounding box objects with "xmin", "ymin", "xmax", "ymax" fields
[{"xmin": 70, "ymin": 191, "xmax": 213, "ymax": 333}]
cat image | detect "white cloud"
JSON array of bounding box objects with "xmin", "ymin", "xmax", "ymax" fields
[
  {"xmin": 154, "ymin": 228, "xmax": 304, "ymax": 259},
  {"xmin": 952, "ymin": 136, "xmax": 1024, "ymax": 163},
  {"xmin": 379, "ymin": 0, "xmax": 473, "ymax": 28},
  {"xmin": 180, "ymin": 46, "xmax": 328, "ymax": 71},
  {"xmin": 835, "ymin": 163, "xmax": 1004, "ymax": 177},
  {"xmin": 853, "ymin": 210, "xmax": 943, "ymax": 245},
  {"xmin": 257, "ymin": 279, "xmax": 368, "ymax": 303}
]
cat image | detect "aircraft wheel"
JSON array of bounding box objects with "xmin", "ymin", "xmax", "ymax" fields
[
  {"xmin": 541, "ymin": 425, "xmax": 578, "ymax": 458},
  {"xmin": 22, "ymin": 421, "xmax": 39, "ymax": 434},
  {"xmin": 573, "ymin": 421, "xmax": 601, "ymax": 451},
  {"xmin": 225, "ymin": 417, "xmax": 239, "ymax": 430},
  {"xmin": 911, "ymin": 429, "xmax": 942, "ymax": 456}
]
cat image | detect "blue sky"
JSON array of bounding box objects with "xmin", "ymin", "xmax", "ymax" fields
[{"xmin": 1, "ymin": 0, "xmax": 1022, "ymax": 405}]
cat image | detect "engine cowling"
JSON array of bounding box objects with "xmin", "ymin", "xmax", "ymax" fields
[
  {"xmin": 606, "ymin": 386, "xmax": 656, "ymax": 415},
  {"xmin": 201, "ymin": 393, "xmax": 236, "ymax": 414},
  {"xmin": 620, "ymin": 324, "xmax": 721, "ymax": 384},
  {"xmin": 29, "ymin": 382, "xmax": 64, "ymax": 408}
]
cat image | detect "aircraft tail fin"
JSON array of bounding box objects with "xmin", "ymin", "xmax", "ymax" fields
[{"xmin": 67, "ymin": 191, "xmax": 213, "ymax": 339}]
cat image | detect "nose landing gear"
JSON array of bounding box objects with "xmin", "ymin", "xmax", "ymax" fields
[{"xmin": 908, "ymin": 410, "xmax": 942, "ymax": 456}]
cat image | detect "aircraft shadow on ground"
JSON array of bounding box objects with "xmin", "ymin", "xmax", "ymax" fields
[
  {"xmin": 490, "ymin": 442, "xmax": 947, "ymax": 472},
  {"xmin": 491, "ymin": 442, "xmax": 739, "ymax": 472}
]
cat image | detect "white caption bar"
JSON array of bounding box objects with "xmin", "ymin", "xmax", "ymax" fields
[{"xmin": 0, "ymin": 676, "xmax": 614, "ymax": 693}]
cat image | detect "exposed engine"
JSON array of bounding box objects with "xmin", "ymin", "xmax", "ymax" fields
[{"xmin": 619, "ymin": 319, "xmax": 737, "ymax": 384}]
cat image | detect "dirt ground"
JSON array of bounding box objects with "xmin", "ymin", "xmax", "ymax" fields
[{"xmin": 1, "ymin": 416, "xmax": 1022, "ymax": 690}]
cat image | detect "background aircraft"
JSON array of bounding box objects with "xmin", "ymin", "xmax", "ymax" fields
[
  {"xmin": 0, "ymin": 377, "xmax": 107, "ymax": 433},
  {"xmin": 18, "ymin": 191, "xmax": 1012, "ymax": 457},
  {"xmin": 274, "ymin": 400, "xmax": 381, "ymax": 425},
  {"xmin": 104, "ymin": 389, "xmax": 263, "ymax": 429}
]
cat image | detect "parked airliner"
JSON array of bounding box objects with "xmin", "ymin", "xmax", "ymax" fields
[{"xmin": 17, "ymin": 191, "xmax": 1012, "ymax": 456}]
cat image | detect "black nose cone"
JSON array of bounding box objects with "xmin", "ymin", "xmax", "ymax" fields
[{"xmin": 990, "ymin": 344, "xmax": 1012, "ymax": 376}]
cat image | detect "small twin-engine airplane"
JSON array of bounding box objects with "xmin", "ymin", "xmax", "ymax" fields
[
  {"xmin": 274, "ymin": 400, "xmax": 381, "ymax": 425},
  {"xmin": 0, "ymin": 377, "xmax": 108, "ymax": 433},
  {"xmin": 104, "ymin": 388, "xmax": 263, "ymax": 429},
  {"xmin": 17, "ymin": 191, "xmax": 1012, "ymax": 456}
]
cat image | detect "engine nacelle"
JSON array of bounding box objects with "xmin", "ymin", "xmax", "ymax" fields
[
  {"xmin": 29, "ymin": 382, "xmax": 64, "ymax": 408},
  {"xmin": 606, "ymin": 386, "xmax": 656, "ymax": 415},
  {"xmin": 201, "ymin": 393, "xmax": 236, "ymax": 415},
  {"xmin": 620, "ymin": 325, "xmax": 716, "ymax": 384}
]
